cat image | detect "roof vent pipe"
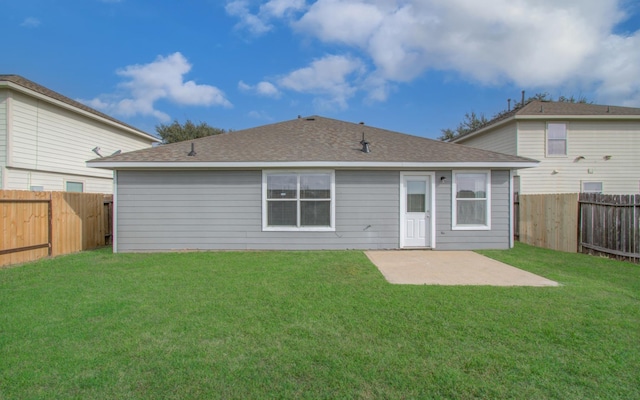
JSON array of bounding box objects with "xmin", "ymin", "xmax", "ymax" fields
[
  {"xmin": 360, "ymin": 132, "xmax": 371, "ymax": 153},
  {"xmin": 507, "ymin": 99, "xmax": 511, "ymax": 111},
  {"xmin": 521, "ymin": 90, "xmax": 525, "ymax": 107},
  {"xmin": 188, "ymin": 142, "xmax": 196, "ymax": 157}
]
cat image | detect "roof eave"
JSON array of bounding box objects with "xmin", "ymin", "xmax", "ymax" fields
[
  {"xmin": 514, "ymin": 114, "xmax": 640, "ymax": 121},
  {"xmin": 0, "ymin": 80, "xmax": 161, "ymax": 143},
  {"xmin": 453, "ymin": 113, "xmax": 640, "ymax": 143},
  {"xmin": 451, "ymin": 115, "xmax": 516, "ymax": 143},
  {"xmin": 87, "ymin": 160, "xmax": 539, "ymax": 170}
]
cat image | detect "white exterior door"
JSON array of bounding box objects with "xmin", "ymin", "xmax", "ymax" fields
[{"xmin": 401, "ymin": 174, "xmax": 432, "ymax": 248}]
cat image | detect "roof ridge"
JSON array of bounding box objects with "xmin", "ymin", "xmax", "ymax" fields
[{"xmin": 453, "ymin": 99, "xmax": 640, "ymax": 142}]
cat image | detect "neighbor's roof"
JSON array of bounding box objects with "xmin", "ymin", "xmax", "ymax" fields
[
  {"xmin": 453, "ymin": 100, "xmax": 640, "ymax": 143},
  {"xmin": 0, "ymin": 74, "xmax": 159, "ymax": 142},
  {"xmin": 88, "ymin": 116, "xmax": 537, "ymax": 169}
]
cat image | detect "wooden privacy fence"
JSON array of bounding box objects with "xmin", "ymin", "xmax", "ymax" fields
[
  {"xmin": 515, "ymin": 193, "xmax": 640, "ymax": 262},
  {"xmin": 1, "ymin": 190, "xmax": 113, "ymax": 267},
  {"xmin": 579, "ymin": 193, "xmax": 640, "ymax": 262},
  {"xmin": 517, "ymin": 193, "xmax": 579, "ymax": 253}
]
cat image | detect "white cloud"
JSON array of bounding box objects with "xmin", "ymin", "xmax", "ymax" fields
[
  {"xmin": 586, "ymin": 31, "xmax": 640, "ymax": 106},
  {"xmin": 277, "ymin": 54, "xmax": 365, "ymax": 109},
  {"xmin": 238, "ymin": 80, "xmax": 281, "ymax": 97},
  {"xmin": 234, "ymin": 0, "xmax": 640, "ymax": 106},
  {"xmin": 225, "ymin": 0, "xmax": 305, "ymax": 35},
  {"xmin": 260, "ymin": 0, "xmax": 306, "ymax": 18},
  {"xmin": 82, "ymin": 52, "xmax": 231, "ymax": 122},
  {"xmin": 20, "ymin": 17, "xmax": 41, "ymax": 28}
]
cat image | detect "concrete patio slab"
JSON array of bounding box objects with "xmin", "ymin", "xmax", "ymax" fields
[{"xmin": 365, "ymin": 250, "xmax": 558, "ymax": 286}]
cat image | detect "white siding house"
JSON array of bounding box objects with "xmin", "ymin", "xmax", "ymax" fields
[
  {"xmin": 453, "ymin": 101, "xmax": 640, "ymax": 194},
  {"xmin": 0, "ymin": 75, "xmax": 160, "ymax": 193}
]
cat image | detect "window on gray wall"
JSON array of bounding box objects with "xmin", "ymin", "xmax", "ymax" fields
[
  {"xmin": 452, "ymin": 171, "xmax": 491, "ymax": 230},
  {"xmin": 263, "ymin": 171, "xmax": 335, "ymax": 231}
]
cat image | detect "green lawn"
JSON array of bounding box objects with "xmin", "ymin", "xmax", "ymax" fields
[{"xmin": 1, "ymin": 244, "xmax": 638, "ymax": 399}]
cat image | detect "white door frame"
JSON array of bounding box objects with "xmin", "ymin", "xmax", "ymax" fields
[{"xmin": 400, "ymin": 171, "xmax": 436, "ymax": 248}]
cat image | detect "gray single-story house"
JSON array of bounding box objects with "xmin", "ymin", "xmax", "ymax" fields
[{"xmin": 87, "ymin": 116, "xmax": 537, "ymax": 252}]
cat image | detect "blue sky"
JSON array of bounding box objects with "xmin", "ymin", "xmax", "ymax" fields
[{"xmin": 2, "ymin": 0, "xmax": 640, "ymax": 139}]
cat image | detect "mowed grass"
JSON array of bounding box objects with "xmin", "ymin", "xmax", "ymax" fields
[{"xmin": 1, "ymin": 244, "xmax": 639, "ymax": 399}]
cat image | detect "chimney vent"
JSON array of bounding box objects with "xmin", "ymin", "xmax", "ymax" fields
[{"xmin": 360, "ymin": 132, "xmax": 371, "ymax": 153}]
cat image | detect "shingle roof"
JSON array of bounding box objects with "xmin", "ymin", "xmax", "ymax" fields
[
  {"xmin": 517, "ymin": 100, "xmax": 640, "ymax": 116},
  {"xmin": 453, "ymin": 100, "xmax": 640, "ymax": 142},
  {"xmin": 0, "ymin": 74, "xmax": 158, "ymax": 141},
  {"xmin": 88, "ymin": 115, "xmax": 536, "ymax": 166}
]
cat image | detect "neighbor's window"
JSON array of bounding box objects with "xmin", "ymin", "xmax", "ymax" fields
[
  {"xmin": 582, "ymin": 181, "xmax": 603, "ymax": 193},
  {"xmin": 66, "ymin": 181, "xmax": 84, "ymax": 193},
  {"xmin": 263, "ymin": 171, "xmax": 335, "ymax": 231},
  {"xmin": 547, "ymin": 122, "xmax": 567, "ymax": 156},
  {"xmin": 452, "ymin": 171, "xmax": 491, "ymax": 230}
]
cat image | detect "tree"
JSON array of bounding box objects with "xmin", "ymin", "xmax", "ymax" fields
[
  {"xmin": 437, "ymin": 112, "xmax": 488, "ymax": 141},
  {"xmin": 155, "ymin": 119, "xmax": 226, "ymax": 144}
]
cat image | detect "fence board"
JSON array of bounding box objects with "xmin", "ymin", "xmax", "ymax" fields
[
  {"xmin": 1, "ymin": 190, "xmax": 113, "ymax": 267},
  {"xmin": 518, "ymin": 193, "xmax": 579, "ymax": 253},
  {"xmin": 1, "ymin": 191, "xmax": 51, "ymax": 266}
]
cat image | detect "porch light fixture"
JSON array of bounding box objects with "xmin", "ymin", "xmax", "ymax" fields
[
  {"xmin": 440, "ymin": 176, "xmax": 447, "ymax": 183},
  {"xmin": 552, "ymin": 170, "xmax": 559, "ymax": 175},
  {"xmin": 574, "ymin": 156, "xmax": 585, "ymax": 162}
]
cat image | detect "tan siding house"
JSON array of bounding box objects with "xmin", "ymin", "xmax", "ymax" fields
[
  {"xmin": 453, "ymin": 101, "xmax": 640, "ymax": 194},
  {"xmin": 0, "ymin": 75, "xmax": 160, "ymax": 193}
]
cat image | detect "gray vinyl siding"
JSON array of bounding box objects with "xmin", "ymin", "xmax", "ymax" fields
[
  {"xmin": 116, "ymin": 170, "xmax": 400, "ymax": 252},
  {"xmin": 434, "ymin": 170, "xmax": 511, "ymax": 250},
  {"xmin": 116, "ymin": 169, "xmax": 512, "ymax": 252}
]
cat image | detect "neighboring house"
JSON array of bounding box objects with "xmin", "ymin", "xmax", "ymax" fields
[
  {"xmin": 88, "ymin": 116, "xmax": 536, "ymax": 252},
  {"xmin": 451, "ymin": 100, "xmax": 640, "ymax": 194},
  {"xmin": 0, "ymin": 75, "xmax": 160, "ymax": 193}
]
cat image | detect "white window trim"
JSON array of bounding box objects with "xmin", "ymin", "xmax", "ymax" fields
[
  {"xmin": 262, "ymin": 170, "xmax": 336, "ymax": 232},
  {"xmin": 546, "ymin": 122, "xmax": 568, "ymax": 157},
  {"xmin": 581, "ymin": 181, "xmax": 603, "ymax": 193},
  {"xmin": 452, "ymin": 170, "xmax": 491, "ymax": 231}
]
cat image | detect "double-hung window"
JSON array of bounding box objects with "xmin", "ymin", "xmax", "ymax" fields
[
  {"xmin": 547, "ymin": 122, "xmax": 567, "ymax": 156},
  {"xmin": 452, "ymin": 171, "xmax": 491, "ymax": 230},
  {"xmin": 263, "ymin": 171, "xmax": 335, "ymax": 231}
]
